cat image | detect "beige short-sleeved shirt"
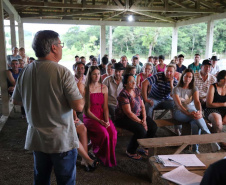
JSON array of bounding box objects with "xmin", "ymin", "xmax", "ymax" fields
[
  {"xmin": 13, "ymin": 60, "xmax": 82, "ymax": 153},
  {"xmin": 194, "ymin": 72, "xmax": 216, "ymax": 101},
  {"xmin": 103, "ymin": 75, "xmax": 124, "ymax": 106}
]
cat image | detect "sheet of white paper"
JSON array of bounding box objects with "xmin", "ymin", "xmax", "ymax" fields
[
  {"xmin": 158, "ymin": 154, "xmax": 205, "ymax": 167},
  {"xmin": 162, "ymin": 165, "xmax": 203, "ymax": 185}
]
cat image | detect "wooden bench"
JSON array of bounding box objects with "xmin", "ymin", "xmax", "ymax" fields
[{"xmin": 138, "ymin": 132, "xmax": 226, "ymax": 156}]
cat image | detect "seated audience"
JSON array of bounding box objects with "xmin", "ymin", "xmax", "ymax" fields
[
  {"xmin": 19, "ymin": 47, "xmax": 29, "ymax": 65},
  {"xmin": 136, "ymin": 63, "xmax": 153, "ymax": 89},
  {"xmin": 80, "ymin": 56, "xmax": 86, "ymax": 64},
  {"xmin": 111, "ymin": 59, "xmax": 116, "ymax": 65},
  {"xmin": 153, "ymin": 56, "xmax": 159, "ymax": 66},
  {"xmin": 155, "ymin": 55, "xmax": 166, "ymax": 73},
  {"xmin": 73, "ymin": 113, "xmax": 98, "ymax": 172},
  {"xmin": 28, "ymin": 57, "xmax": 35, "ymax": 64},
  {"xmin": 200, "ymin": 159, "xmax": 226, "ymax": 185},
  {"xmin": 101, "ymin": 63, "xmax": 114, "ymax": 82},
  {"xmin": 125, "ymin": 65, "xmax": 137, "ymax": 79},
  {"xmin": 170, "ymin": 61, "xmax": 181, "ymax": 81},
  {"xmin": 205, "ymin": 70, "xmax": 226, "ymax": 148},
  {"xmin": 84, "ymin": 55, "xmax": 94, "ymax": 75},
  {"xmin": 115, "ymin": 74, "xmax": 157, "ymax": 160},
  {"xmin": 176, "ymin": 54, "xmax": 187, "ymax": 73},
  {"xmin": 210, "ymin": 56, "xmax": 220, "ymax": 76},
  {"xmin": 83, "ymin": 66, "xmax": 117, "ymax": 167},
  {"xmin": 194, "ymin": 59, "xmax": 216, "ymax": 109},
  {"xmin": 136, "ymin": 54, "xmax": 143, "ymax": 67},
  {"xmin": 103, "ymin": 63, "xmax": 124, "ymax": 121},
  {"xmin": 132, "ymin": 55, "xmax": 142, "ymax": 74},
  {"xmin": 7, "ymin": 47, "xmax": 22, "ymax": 68},
  {"xmin": 74, "ymin": 62, "xmax": 86, "ymax": 97},
  {"xmin": 173, "ymin": 56, "xmax": 179, "ymax": 64},
  {"xmin": 188, "ymin": 54, "xmax": 202, "ymax": 73},
  {"xmin": 142, "ymin": 64, "xmax": 178, "ymax": 117},
  {"xmin": 18, "ymin": 59, "xmax": 25, "ymax": 69},
  {"xmin": 147, "ymin": 56, "xmax": 157, "ymax": 75},
  {"xmin": 6, "ymin": 59, "xmax": 25, "ymax": 118},
  {"xmin": 72, "ymin": 55, "xmax": 80, "ymax": 71},
  {"xmin": 99, "ymin": 56, "xmax": 108, "ymax": 75},
  {"xmin": 120, "ymin": 55, "xmax": 129, "ymax": 68},
  {"xmin": 172, "ymin": 68, "xmax": 220, "ymax": 153}
]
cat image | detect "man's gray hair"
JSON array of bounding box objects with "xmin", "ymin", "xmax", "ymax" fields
[{"xmin": 32, "ymin": 30, "xmax": 59, "ymax": 58}]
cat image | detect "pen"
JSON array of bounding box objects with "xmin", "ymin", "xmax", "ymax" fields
[{"xmin": 168, "ymin": 158, "xmax": 185, "ymax": 166}]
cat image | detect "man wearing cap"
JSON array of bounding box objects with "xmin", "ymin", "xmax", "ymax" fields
[
  {"xmin": 188, "ymin": 54, "xmax": 202, "ymax": 73},
  {"xmin": 103, "ymin": 63, "xmax": 124, "ymax": 121},
  {"xmin": 99, "ymin": 56, "xmax": 108, "ymax": 75},
  {"xmin": 210, "ymin": 56, "xmax": 220, "ymax": 76},
  {"xmin": 176, "ymin": 54, "xmax": 187, "ymax": 73},
  {"xmin": 194, "ymin": 59, "xmax": 216, "ymax": 109},
  {"xmin": 132, "ymin": 55, "xmax": 142, "ymax": 74},
  {"xmin": 136, "ymin": 54, "xmax": 143, "ymax": 67}
]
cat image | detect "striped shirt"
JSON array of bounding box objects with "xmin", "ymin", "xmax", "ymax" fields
[
  {"xmin": 147, "ymin": 72, "xmax": 178, "ymax": 100},
  {"xmin": 194, "ymin": 72, "xmax": 216, "ymax": 101}
]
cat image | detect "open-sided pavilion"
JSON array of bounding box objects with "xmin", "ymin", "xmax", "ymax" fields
[{"xmin": 0, "ymin": 0, "xmax": 226, "ymax": 128}]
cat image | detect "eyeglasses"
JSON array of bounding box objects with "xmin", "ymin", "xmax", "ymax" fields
[{"xmin": 55, "ymin": 42, "xmax": 64, "ymax": 48}]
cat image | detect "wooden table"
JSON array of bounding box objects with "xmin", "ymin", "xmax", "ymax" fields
[{"xmin": 148, "ymin": 152, "xmax": 226, "ymax": 185}]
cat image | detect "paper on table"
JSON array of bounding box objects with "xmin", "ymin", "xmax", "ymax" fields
[
  {"xmin": 158, "ymin": 154, "xmax": 205, "ymax": 167},
  {"xmin": 162, "ymin": 165, "xmax": 202, "ymax": 185}
]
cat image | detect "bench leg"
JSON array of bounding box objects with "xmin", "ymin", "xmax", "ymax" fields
[
  {"xmin": 148, "ymin": 148, "xmax": 157, "ymax": 157},
  {"xmin": 174, "ymin": 143, "xmax": 188, "ymax": 154}
]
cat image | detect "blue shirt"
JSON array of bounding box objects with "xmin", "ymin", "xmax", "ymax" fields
[
  {"xmin": 147, "ymin": 72, "xmax": 178, "ymax": 100},
  {"xmin": 176, "ymin": 64, "xmax": 187, "ymax": 73}
]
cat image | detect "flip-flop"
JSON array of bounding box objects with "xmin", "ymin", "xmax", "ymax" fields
[
  {"xmin": 126, "ymin": 151, "xmax": 142, "ymax": 160},
  {"xmin": 137, "ymin": 148, "xmax": 148, "ymax": 156}
]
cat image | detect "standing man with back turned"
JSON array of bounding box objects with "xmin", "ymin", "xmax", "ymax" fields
[{"xmin": 12, "ymin": 30, "xmax": 84, "ymax": 185}]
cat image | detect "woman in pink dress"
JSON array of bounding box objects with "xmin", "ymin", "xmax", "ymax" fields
[
  {"xmin": 83, "ymin": 66, "xmax": 117, "ymax": 167},
  {"xmin": 156, "ymin": 55, "xmax": 166, "ymax": 72}
]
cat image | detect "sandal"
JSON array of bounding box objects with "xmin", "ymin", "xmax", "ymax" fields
[
  {"xmin": 137, "ymin": 148, "xmax": 148, "ymax": 156},
  {"xmin": 126, "ymin": 151, "xmax": 142, "ymax": 160}
]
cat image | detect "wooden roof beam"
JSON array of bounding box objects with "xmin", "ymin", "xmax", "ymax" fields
[
  {"xmin": 130, "ymin": 10, "xmax": 175, "ymax": 22},
  {"xmin": 104, "ymin": 10, "xmax": 125, "ymax": 20},
  {"xmin": 3, "ymin": 0, "xmax": 21, "ymax": 22},
  {"xmin": 169, "ymin": 0, "xmax": 187, "ymax": 9}
]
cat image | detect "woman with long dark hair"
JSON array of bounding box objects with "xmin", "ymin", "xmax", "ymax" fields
[
  {"xmin": 205, "ymin": 70, "xmax": 226, "ymax": 148},
  {"xmin": 83, "ymin": 66, "xmax": 117, "ymax": 167},
  {"xmin": 172, "ymin": 68, "xmax": 220, "ymax": 153}
]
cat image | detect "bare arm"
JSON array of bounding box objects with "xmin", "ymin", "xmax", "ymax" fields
[
  {"xmin": 102, "ymin": 85, "xmax": 110, "ymax": 123},
  {"xmin": 193, "ymin": 91, "xmax": 202, "ymax": 111},
  {"xmin": 69, "ymin": 98, "xmax": 84, "ymax": 112},
  {"xmin": 136, "ymin": 74, "xmax": 141, "ymax": 88},
  {"xmin": 6, "ymin": 70, "xmax": 16, "ymax": 86},
  {"xmin": 141, "ymin": 79, "xmax": 152, "ymax": 104},
  {"xmin": 173, "ymin": 94, "xmax": 190, "ymax": 116},
  {"xmin": 122, "ymin": 104, "xmax": 142, "ymax": 124},
  {"xmin": 206, "ymin": 85, "xmax": 226, "ymax": 108}
]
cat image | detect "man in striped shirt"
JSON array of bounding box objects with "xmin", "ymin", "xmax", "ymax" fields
[{"xmin": 142, "ymin": 64, "xmax": 178, "ymax": 117}]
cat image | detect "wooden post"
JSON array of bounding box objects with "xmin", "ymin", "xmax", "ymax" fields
[
  {"xmin": 18, "ymin": 21, "xmax": 24, "ymax": 48},
  {"xmin": 9, "ymin": 13, "xmax": 17, "ymax": 48},
  {"xmin": 100, "ymin": 25, "xmax": 106, "ymax": 58},
  {"xmin": 109, "ymin": 26, "xmax": 112, "ymax": 59},
  {"xmin": 171, "ymin": 26, "xmax": 178, "ymax": 59},
  {"xmin": 0, "ymin": 0, "xmax": 10, "ymax": 116},
  {"xmin": 205, "ymin": 20, "xmax": 214, "ymax": 59}
]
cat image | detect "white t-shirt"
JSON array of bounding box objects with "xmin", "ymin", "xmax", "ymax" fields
[
  {"xmin": 13, "ymin": 60, "xmax": 82, "ymax": 153},
  {"xmin": 210, "ymin": 65, "xmax": 220, "ymax": 76}
]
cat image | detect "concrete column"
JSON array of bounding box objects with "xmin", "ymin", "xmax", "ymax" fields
[
  {"xmin": 100, "ymin": 25, "xmax": 106, "ymax": 58},
  {"xmin": 18, "ymin": 22, "xmax": 24, "ymax": 48},
  {"xmin": 109, "ymin": 26, "xmax": 112, "ymax": 59},
  {"xmin": 205, "ymin": 20, "xmax": 214, "ymax": 59},
  {"xmin": 171, "ymin": 26, "xmax": 178, "ymax": 58},
  {"xmin": 0, "ymin": 0, "xmax": 10, "ymax": 116},
  {"xmin": 9, "ymin": 14, "xmax": 17, "ymax": 48}
]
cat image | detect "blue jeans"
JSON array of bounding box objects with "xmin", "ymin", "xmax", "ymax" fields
[
  {"xmin": 145, "ymin": 97, "xmax": 174, "ymax": 117},
  {"xmin": 33, "ymin": 148, "xmax": 78, "ymax": 185},
  {"xmin": 173, "ymin": 107, "xmax": 210, "ymax": 152}
]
